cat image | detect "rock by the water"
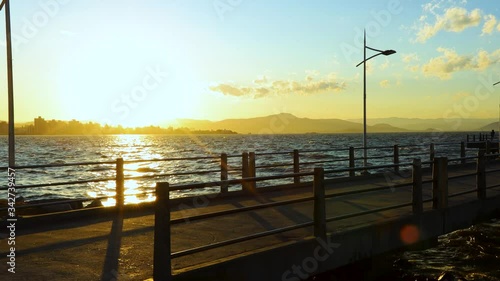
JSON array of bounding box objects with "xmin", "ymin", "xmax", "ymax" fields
[
  {"xmin": 85, "ymin": 199, "xmax": 103, "ymax": 208},
  {"xmin": 9, "ymin": 198, "xmax": 84, "ymax": 216}
]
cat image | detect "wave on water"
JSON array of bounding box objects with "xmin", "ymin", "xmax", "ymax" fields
[
  {"xmin": 23, "ymin": 169, "xmax": 49, "ymax": 175},
  {"xmin": 135, "ymin": 167, "xmax": 159, "ymax": 173},
  {"xmin": 394, "ymin": 219, "xmax": 500, "ymax": 281},
  {"xmin": 87, "ymin": 166, "xmax": 111, "ymax": 172}
]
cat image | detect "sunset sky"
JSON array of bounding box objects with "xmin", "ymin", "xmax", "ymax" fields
[{"xmin": 0, "ymin": 0, "xmax": 500, "ymax": 127}]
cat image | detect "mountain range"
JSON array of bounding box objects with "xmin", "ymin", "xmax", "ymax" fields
[
  {"xmin": 347, "ymin": 117, "xmax": 498, "ymax": 132},
  {"xmin": 170, "ymin": 114, "xmax": 498, "ymax": 134}
]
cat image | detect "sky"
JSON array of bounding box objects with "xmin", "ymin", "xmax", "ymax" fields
[{"xmin": 0, "ymin": 0, "xmax": 500, "ymax": 127}]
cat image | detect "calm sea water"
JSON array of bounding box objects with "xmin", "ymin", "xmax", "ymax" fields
[{"xmin": 1, "ymin": 132, "xmax": 498, "ymax": 280}]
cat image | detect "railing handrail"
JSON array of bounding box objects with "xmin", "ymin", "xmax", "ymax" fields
[
  {"xmin": 0, "ymin": 141, "xmax": 477, "ymax": 170},
  {"xmin": 0, "ymin": 160, "xmax": 116, "ymax": 170},
  {"xmin": 1, "ymin": 141, "xmax": 488, "ymax": 215},
  {"xmin": 0, "ymin": 196, "xmax": 111, "ymax": 211},
  {"xmin": 1, "ymin": 152, "xmax": 484, "ymax": 191},
  {"xmin": 153, "ymin": 153, "xmax": 496, "ymax": 276},
  {"xmin": 166, "ymin": 171, "xmax": 314, "ymax": 191}
]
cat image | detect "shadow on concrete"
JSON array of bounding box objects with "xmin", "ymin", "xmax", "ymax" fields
[
  {"xmin": 11, "ymin": 224, "xmax": 153, "ymax": 257},
  {"xmin": 335, "ymin": 199, "xmax": 388, "ymax": 219},
  {"xmin": 100, "ymin": 210, "xmax": 124, "ymax": 281},
  {"xmin": 231, "ymin": 200, "xmax": 312, "ymax": 241},
  {"xmin": 12, "ymin": 208, "xmax": 154, "ymax": 236}
]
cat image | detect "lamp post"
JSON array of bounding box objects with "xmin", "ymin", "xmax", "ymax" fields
[
  {"xmin": 494, "ymin": 81, "xmax": 500, "ymax": 141},
  {"xmin": 355, "ymin": 30, "xmax": 396, "ymax": 172},
  {"xmin": 1, "ymin": 0, "xmax": 15, "ymax": 173}
]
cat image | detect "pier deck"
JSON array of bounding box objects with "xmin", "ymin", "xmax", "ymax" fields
[{"xmin": 1, "ymin": 162, "xmax": 500, "ymax": 281}]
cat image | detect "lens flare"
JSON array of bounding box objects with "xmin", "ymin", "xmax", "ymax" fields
[{"xmin": 400, "ymin": 224, "xmax": 419, "ymax": 244}]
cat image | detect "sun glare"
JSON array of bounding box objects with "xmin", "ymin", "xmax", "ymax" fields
[{"xmin": 85, "ymin": 135, "xmax": 162, "ymax": 206}]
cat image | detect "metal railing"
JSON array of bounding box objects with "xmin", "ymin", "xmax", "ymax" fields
[
  {"xmin": 152, "ymin": 150, "xmax": 498, "ymax": 280},
  {"xmin": 0, "ymin": 141, "xmax": 481, "ymax": 216}
]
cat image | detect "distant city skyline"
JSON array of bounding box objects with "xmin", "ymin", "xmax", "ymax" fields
[
  {"xmin": 0, "ymin": 115, "xmax": 238, "ymax": 135},
  {"xmin": 3, "ymin": 113, "xmax": 495, "ymax": 135},
  {"xmin": 0, "ymin": 0, "xmax": 499, "ymax": 128}
]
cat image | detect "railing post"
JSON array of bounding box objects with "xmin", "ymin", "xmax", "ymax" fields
[
  {"xmin": 154, "ymin": 182, "xmax": 172, "ymax": 281},
  {"xmin": 249, "ymin": 152, "xmax": 257, "ymax": 191},
  {"xmin": 486, "ymin": 140, "xmax": 491, "ymax": 154},
  {"xmin": 313, "ymin": 167, "xmax": 326, "ymax": 240},
  {"xmin": 432, "ymin": 157, "xmax": 448, "ymax": 210},
  {"xmin": 349, "ymin": 147, "xmax": 355, "ymax": 177},
  {"xmin": 293, "ymin": 149, "xmax": 300, "ymax": 184},
  {"xmin": 412, "ymin": 158, "xmax": 423, "ymax": 214},
  {"xmin": 467, "ymin": 134, "xmax": 469, "ymax": 143},
  {"xmin": 393, "ymin": 145, "xmax": 399, "ymax": 174},
  {"xmin": 115, "ymin": 158, "xmax": 124, "ymax": 209},
  {"xmin": 220, "ymin": 153, "xmax": 228, "ymax": 193},
  {"xmin": 476, "ymin": 151, "xmax": 486, "ymax": 200},
  {"xmin": 429, "ymin": 143, "xmax": 435, "ymax": 170},
  {"xmin": 473, "ymin": 135, "xmax": 476, "ymax": 142},
  {"xmin": 242, "ymin": 152, "xmax": 249, "ymax": 192},
  {"xmin": 460, "ymin": 142, "xmax": 466, "ymax": 165}
]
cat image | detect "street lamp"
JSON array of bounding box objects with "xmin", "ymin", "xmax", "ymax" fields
[
  {"xmin": 1, "ymin": 0, "xmax": 15, "ymax": 173},
  {"xmin": 355, "ymin": 30, "xmax": 396, "ymax": 172},
  {"xmin": 494, "ymin": 81, "xmax": 500, "ymax": 141}
]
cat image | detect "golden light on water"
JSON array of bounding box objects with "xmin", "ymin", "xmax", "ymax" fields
[
  {"xmin": 92, "ymin": 179, "xmax": 156, "ymax": 207},
  {"xmin": 86, "ymin": 135, "xmax": 161, "ymax": 207},
  {"xmin": 84, "ymin": 133, "xmax": 223, "ymax": 207}
]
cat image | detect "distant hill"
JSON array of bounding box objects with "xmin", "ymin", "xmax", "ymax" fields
[
  {"xmin": 479, "ymin": 122, "xmax": 499, "ymax": 131},
  {"xmin": 348, "ymin": 117, "xmax": 497, "ymax": 132},
  {"xmin": 175, "ymin": 113, "xmax": 406, "ymax": 134}
]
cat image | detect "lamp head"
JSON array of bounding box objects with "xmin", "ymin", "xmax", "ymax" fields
[{"xmin": 382, "ymin": 50, "xmax": 396, "ymax": 56}]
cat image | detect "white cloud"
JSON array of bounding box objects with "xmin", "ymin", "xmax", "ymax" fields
[
  {"xmin": 421, "ymin": 48, "xmax": 500, "ymax": 79},
  {"xmin": 379, "ymin": 80, "xmax": 390, "ymax": 88},
  {"xmin": 482, "ymin": 15, "xmax": 497, "ymax": 35},
  {"xmin": 402, "ymin": 53, "xmax": 419, "ymax": 63},
  {"xmin": 253, "ymin": 76, "xmax": 268, "ymax": 85},
  {"xmin": 415, "ymin": 7, "xmax": 482, "ymax": 43},
  {"xmin": 209, "ymin": 84, "xmax": 246, "ymax": 96},
  {"xmin": 210, "ymin": 72, "xmax": 347, "ymax": 98}
]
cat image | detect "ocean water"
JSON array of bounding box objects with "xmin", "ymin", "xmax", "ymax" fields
[
  {"xmin": 391, "ymin": 218, "xmax": 500, "ymax": 281},
  {"xmin": 0, "ymin": 132, "xmax": 498, "ymax": 279},
  {"xmin": 0, "ymin": 132, "xmax": 473, "ymax": 204}
]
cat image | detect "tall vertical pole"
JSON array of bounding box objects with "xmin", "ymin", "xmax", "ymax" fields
[
  {"xmin": 363, "ymin": 29, "xmax": 367, "ymax": 171},
  {"xmin": 5, "ymin": 0, "xmax": 15, "ymax": 169},
  {"xmin": 494, "ymin": 81, "xmax": 500, "ymax": 142}
]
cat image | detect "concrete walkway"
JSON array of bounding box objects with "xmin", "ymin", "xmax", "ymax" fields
[{"xmin": 1, "ymin": 162, "xmax": 500, "ymax": 281}]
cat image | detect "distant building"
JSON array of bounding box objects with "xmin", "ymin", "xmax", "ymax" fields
[
  {"xmin": 34, "ymin": 116, "xmax": 48, "ymax": 134},
  {"xmin": 0, "ymin": 121, "xmax": 7, "ymax": 135}
]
